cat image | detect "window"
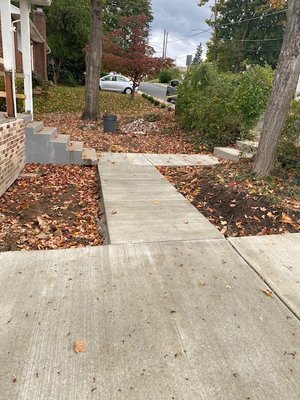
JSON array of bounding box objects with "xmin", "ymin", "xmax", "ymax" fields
[
  {"xmin": 117, "ymin": 76, "xmax": 127, "ymax": 82},
  {"xmin": 102, "ymin": 76, "xmax": 112, "ymax": 81}
]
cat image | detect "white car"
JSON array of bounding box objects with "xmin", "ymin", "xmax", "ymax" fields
[{"xmin": 99, "ymin": 74, "xmax": 136, "ymax": 95}]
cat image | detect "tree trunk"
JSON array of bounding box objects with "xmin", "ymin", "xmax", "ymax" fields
[
  {"xmin": 52, "ymin": 59, "xmax": 62, "ymax": 85},
  {"xmin": 82, "ymin": 0, "xmax": 103, "ymax": 121},
  {"xmin": 254, "ymin": 0, "xmax": 300, "ymax": 177}
]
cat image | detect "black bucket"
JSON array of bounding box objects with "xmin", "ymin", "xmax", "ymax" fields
[{"xmin": 103, "ymin": 114, "xmax": 117, "ymax": 133}]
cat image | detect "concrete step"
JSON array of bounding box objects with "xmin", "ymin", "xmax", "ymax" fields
[
  {"xmin": 67, "ymin": 141, "xmax": 83, "ymax": 152},
  {"xmin": 26, "ymin": 121, "xmax": 44, "ymax": 134},
  {"xmin": 25, "ymin": 120, "xmax": 97, "ymax": 166},
  {"xmin": 214, "ymin": 147, "xmax": 254, "ymax": 162},
  {"xmin": 236, "ymin": 140, "xmax": 259, "ymax": 151},
  {"xmin": 214, "ymin": 147, "xmax": 240, "ymax": 161},
  {"xmin": 82, "ymin": 147, "xmax": 98, "ymax": 165},
  {"xmin": 37, "ymin": 127, "xmax": 57, "ymax": 139}
]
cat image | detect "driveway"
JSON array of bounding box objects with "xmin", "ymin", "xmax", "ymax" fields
[{"xmin": 139, "ymin": 82, "xmax": 167, "ymax": 101}]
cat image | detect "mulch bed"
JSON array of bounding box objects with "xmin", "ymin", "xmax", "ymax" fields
[
  {"xmin": 160, "ymin": 164, "xmax": 300, "ymax": 237},
  {"xmin": 39, "ymin": 112, "xmax": 197, "ymax": 154},
  {"xmin": 0, "ymin": 164, "xmax": 104, "ymax": 252}
]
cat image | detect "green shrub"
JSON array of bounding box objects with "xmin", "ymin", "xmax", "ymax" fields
[
  {"xmin": 176, "ymin": 63, "xmax": 274, "ymax": 150},
  {"xmin": 153, "ymin": 100, "xmax": 160, "ymax": 106},
  {"xmin": 159, "ymin": 67, "xmax": 182, "ymax": 83},
  {"xmin": 278, "ymin": 100, "xmax": 300, "ymax": 171},
  {"xmin": 59, "ymin": 70, "xmax": 77, "ymax": 87}
]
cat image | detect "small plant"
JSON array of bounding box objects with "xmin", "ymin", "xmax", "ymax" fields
[
  {"xmin": 144, "ymin": 113, "xmax": 161, "ymax": 122},
  {"xmin": 153, "ymin": 100, "xmax": 160, "ymax": 106},
  {"xmin": 160, "ymin": 103, "xmax": 166, "ymax": 109}
]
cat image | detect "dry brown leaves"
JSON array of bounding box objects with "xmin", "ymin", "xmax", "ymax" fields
[
  {"xmin": 160, "ymin": 164, "xmax": 300, "ymax": 237},
  {"xmin": 0, "ymin": 164, "xmax": 103, "ymax": 252},
  {"xmin": 39, "ymin": 112, "xmax": 196, "ymax": 155}
]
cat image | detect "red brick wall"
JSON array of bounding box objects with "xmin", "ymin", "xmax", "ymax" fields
[
  {"xmin": 0, "ymin": 120, "xmax": 25, "ymax": 196},
  {"xmin": 31, "ymin": 10, "xmax": 47, "ymax": 80}
]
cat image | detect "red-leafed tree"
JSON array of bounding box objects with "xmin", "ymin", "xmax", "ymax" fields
[{"xmin": 103, "ymin": 14, "xmax": 173, "ymax": 97}]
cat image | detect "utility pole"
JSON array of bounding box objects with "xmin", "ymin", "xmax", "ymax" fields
[
  {"xmin": 165, "ymin": 31, "xmax": 169, "ymax": 59},
  {"xmin": 162, "ymin": 29, "xmax": 166, "ymax": 58},
  {"xmin": 162, "ymin": 28, "xmax": 169, "ymax": 59}
]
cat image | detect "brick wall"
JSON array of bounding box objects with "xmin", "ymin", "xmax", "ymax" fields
[
  {"xmin": 0, "ymin": 120, "xmax": 25, "ymax": 196},
  {"xmin": 31, "ymin": 9, "xmax": 48, "ymax": 80}
]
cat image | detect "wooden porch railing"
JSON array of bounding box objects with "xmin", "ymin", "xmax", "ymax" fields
[{"xmin": 0, "ymin": 58, "xmax": 26, "ymax": 116}]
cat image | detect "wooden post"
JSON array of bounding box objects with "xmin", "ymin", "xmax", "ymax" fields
[
  {"xmin": 0, "ymin": 0, "xmax": 16, "ymax": 117},
  {"xmin": 20, "ymin": 0, "xmax": 33, "ymax": 118}
]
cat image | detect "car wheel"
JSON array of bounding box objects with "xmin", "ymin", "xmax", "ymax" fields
[{"xmin": 124, "ymin": 87, "xmax": 132, "ymax": 95}]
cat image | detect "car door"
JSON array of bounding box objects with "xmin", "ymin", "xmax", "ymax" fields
[{"xmin": 100, "ymin": 75, "xmax": 113, "ymax": 91}]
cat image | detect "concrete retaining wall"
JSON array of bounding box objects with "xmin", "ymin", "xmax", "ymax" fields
[{"xmin": 0, "ymin": 119, "xmax": 25, "ymax": 196}]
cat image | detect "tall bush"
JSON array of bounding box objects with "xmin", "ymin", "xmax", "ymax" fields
[
  {"xmin": 159, "ymin": 67, "xmax": 182, "ymax": 83},
  {"xmin": 177, "ymin": 63, "xmax": 274, "ymax": 150}
]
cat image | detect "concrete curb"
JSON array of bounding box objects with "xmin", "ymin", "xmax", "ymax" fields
[{"xmin": 137, "ymin": 90, "xmax": 175, "ymax": 110}]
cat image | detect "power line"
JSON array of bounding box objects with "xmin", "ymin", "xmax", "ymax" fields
[
  {"xmin": 219, "ymin": 37, "xmax": 283, "ymax": 42},
  {"xmin": 218, "ymin": 8, "xmax": 287, "ymax": 27},
  {"xmin": 192, "ymin": 8, "xmax": 287, "ymax": 31},
  {"xmin": 150, "ymin": 28, "xmax": 211, "ymax": 45}
]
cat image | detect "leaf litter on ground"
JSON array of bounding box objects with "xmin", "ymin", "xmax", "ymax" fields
[
  {"xmin": 0, "ymin": 164, "xmax": 104, "ymax": 252},
  {"xmin": 160, "ymin": 163, "xmax": 300, "ymax": 237}
]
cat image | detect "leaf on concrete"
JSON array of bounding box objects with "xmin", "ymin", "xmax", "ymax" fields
[
  {"xmin": 261, "ymin": 289, "xmax": 273, "ymax": 298},
  {"xmin": 74, "ymin": 340, "xmax": 87, "ymax": 353}
]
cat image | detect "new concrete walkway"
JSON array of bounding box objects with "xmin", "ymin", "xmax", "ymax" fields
[
  {"xmin": 99, "ymin": 152, "xmax": 220, "ymax": 167},
  {"xmin": 0, "ymin": 152, "xmax": 299, "ymax": 399},
  {"xmin": 98, "ymin": 153, "xmax": 221, "ymax": 244}
]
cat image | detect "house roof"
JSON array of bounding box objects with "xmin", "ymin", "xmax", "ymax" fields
[{"xmin": 10, "ymin": 4, "xmax": 51, "ymax": 52}]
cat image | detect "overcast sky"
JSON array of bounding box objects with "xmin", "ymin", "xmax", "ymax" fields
[{"xmin": 150, "ymin": 0, "xmax": 214, "ymax": 66}]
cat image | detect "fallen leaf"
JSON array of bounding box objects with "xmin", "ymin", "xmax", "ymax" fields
[
  {"xmin": 262, "ymin": 289, "xmax": 273, "ymax": 298},
  {"xmin": 280, "ymin": 213, "xmax": 293, "ymax": 224},
  {"xmin": 74, "ymin": 340, "xmax": 87, "ymax": 353},
  {"xmin": 111, "ymin": 209, "xmax": 118, "ymax": 215}
]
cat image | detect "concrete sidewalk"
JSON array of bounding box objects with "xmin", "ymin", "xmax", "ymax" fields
[
  {"xmin": 0, "ymin": 152, "xmax": 299, "ymax": 399},
  {"xmin": 99, "ymin": 154, "xmax": 222, "ymax": 244},
  {"xmin": 230, "ymin": 234, "xmax": 300, "ymax": 319},
  {"xmin": 98, "ymin": 152, "xmax": 219, "ymax": 167},
  {"xmin": 1, "ymin": 240, "xmax": 300, "ymax": 399}
]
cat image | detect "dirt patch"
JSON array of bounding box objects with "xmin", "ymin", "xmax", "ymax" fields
[
  {"xmin": 0, "ymin": 164, "xmax": 104, "ymax": 251},
  {"xmin": 160, "ymin": 164, "xmax": 300, "ymax": 237}
]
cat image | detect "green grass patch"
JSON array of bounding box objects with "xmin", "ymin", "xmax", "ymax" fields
[{"xmin": 34, "ymin": 85, "xmax": 158, "ymax": 117}]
